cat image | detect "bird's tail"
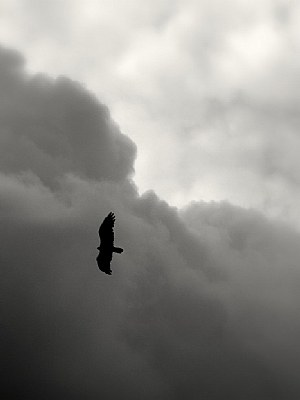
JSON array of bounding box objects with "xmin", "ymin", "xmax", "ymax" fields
[{"xmin": 113, "ymin": 247, "xmax": 123, "ymax": 254}]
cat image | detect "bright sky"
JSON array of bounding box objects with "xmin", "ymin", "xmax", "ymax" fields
[{"xmin": 1, "ymin": 0, "xmax": 300, "ymax": 224}]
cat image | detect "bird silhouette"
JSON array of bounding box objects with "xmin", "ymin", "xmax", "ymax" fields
[{"xmin": 96, "ymin": 212, "xmax": 123, "ymax": 275}]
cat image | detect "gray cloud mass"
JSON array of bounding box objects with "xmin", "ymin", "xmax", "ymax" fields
[
  {"xmin": 2, "ymin": 0, "xmax": 300, "ymax": 220},
  {"xmin": 1, "ymin": 45, "xmax": 300, "ymax": 399},
  {"xmin": 0, "ymin": 46, "xmax": 136, "ymax": 187}
]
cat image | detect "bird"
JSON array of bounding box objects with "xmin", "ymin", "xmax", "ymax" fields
[{"xmin": 96, "ymin": 212, "xmax": 123, "ymax": 275}]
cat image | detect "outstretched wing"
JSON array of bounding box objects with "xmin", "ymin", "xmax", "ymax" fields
[{"xmin": 98, "ymin": 211, "xmax": 115, "ymax": 247}]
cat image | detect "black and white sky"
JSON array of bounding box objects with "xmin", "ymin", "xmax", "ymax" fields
[{"xmin": 1, "ymin": 2, "xmax": 300, "ymax": 399}]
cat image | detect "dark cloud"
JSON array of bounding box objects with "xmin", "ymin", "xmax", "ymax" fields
[
  {"xmin": 0, "ymin": 46, "xmax": 136, "ymax": 188},
  {"xmin": 1, "ymin": 46, "xmax": 300, "ymax": 400}
]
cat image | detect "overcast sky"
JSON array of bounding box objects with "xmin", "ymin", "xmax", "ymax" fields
[
  {"xmin": 1, "ymin": 2, "xmax": 300, "ymax": 399},
  {"xmin": 2, "ymin": 0, "xmax": 300, "ymax": 221}
]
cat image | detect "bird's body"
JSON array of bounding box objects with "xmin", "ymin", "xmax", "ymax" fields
[{"xmin": 96, "ymin": 212, "xmax": 123, "ymax": 275}]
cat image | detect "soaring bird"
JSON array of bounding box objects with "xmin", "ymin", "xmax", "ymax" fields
[{"xmin": 96, "ymin": 212, "xmax": 123, "ymax": 275}]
